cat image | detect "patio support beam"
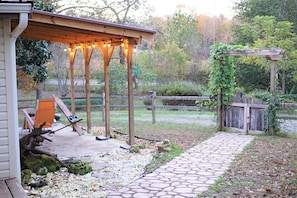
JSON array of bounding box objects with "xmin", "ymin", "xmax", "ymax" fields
[
  {"xmin": 69, "ymin": 46, "xmax": 77, "ymax": 114},
  {"xmin": 81, "ymin": 44, "xmax": 94, "ymax": 133},
  {"xmin": 122, "ymin": 39, "xmax": 135, "ymax": 145},
  {"xmin": 99, "ymin": 43, "xmax": 114, "ymax": 137}
]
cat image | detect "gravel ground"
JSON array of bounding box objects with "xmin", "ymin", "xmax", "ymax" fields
[{"xmin": 24, "ymin": 128, "xmax": 157, "ymax": 198}]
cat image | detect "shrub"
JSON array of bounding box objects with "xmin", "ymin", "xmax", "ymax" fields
[
  {"xmin": 62, "ymin": 98, "xmax": 102, "ymax": 110},
  {"xmin": 156, "ymin": 83, "xmax": 203, "ymax": 106},
  {"xmin": 66, "ymin": 160, "xmax": 92, "ymax": 175}
]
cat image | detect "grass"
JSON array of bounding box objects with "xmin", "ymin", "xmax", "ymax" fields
[
  {"xmin": 144, "ymin": 142, "xmax": 183, "ymax": 174},
  {"xmin": 199, "ymin": 135, "xmax": 297, "ymax": 197}
]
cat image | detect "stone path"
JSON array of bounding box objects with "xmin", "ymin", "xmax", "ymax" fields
[{"xmin": 108, "ymin": 132, "xmax": 255, "ymax": 198}]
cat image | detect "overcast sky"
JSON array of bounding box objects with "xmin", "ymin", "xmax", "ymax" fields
[{"xmin": 148, "ymin": 0, "xmax": 237, "ymax": 18}]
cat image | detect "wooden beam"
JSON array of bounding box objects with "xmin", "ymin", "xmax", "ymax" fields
[
  {"xmin": 270, "ymin": 60, "xmax": 276, "ymax": 94},
  {"xmin": 228, "ymin": 48, "xmax": 285, "ymax": 56},
  {"xmin": 81, "ymin": 44, "xmax": 94, "ymax": 133},
  {"xmin": 69, "ymin": 45, "xmax": 77, "ymax": 114},
  {"xmin": 122, "ymin": 41, "xmax": 135, "ymax": 145},
  {"xmin": 99, "ymin": 44, "xmax": 114, "ymax": 137}
]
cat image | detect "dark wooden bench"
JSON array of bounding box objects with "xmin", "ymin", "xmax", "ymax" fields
[{"xmin": 0, "ymin": 178, "xmax": 27, "ymax": 198}]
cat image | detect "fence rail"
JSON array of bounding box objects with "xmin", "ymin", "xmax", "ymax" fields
[
  {"xmin": 18, "ymin": 93, "xmax": 210, "ymax": 124},
  {"xmin": 18, "ymin": 93, "xmax": 297, "ymax": 127}
]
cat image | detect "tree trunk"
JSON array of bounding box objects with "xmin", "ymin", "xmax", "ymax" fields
[
  {"xmin": 119, "ymin": 48, "xmax": 125, "ymax": 65},
  {"xmin": 36, "ymin": 83, "xmax": 43, "ymax": 100}
]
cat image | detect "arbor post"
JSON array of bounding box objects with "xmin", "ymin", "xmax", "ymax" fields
[{"xmin": 217, "ymin": 92, "xmax": 224, "ymax": 131}]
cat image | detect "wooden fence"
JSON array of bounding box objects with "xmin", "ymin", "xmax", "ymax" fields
[
  {"xmin": 18, "ymin": 92, "xmax": 211, "ymax": 124},
  {"xmin": 18, "ymin": 92, "xmax": 297, "ymax": 129},
  {"xmin": 224, "ymin": 93, "xmax": 297, "ymax": 133}
]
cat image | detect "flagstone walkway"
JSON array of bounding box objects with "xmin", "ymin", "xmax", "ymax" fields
[{"xmin": 108, "ymin": 132, "xmax": 255, "ymax": 198}]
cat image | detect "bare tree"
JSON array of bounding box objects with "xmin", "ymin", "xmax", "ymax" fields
[
  {"xmin": 49, "ymin": 43, "xmax": 70, "ymax": 97},
  {"xmin": 56, "ymin": 0, "xmax": 152, "ymax": 24}
]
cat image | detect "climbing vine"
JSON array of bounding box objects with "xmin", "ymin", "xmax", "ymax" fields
[
  {"xmin": 209, "ymin": 43, "xmax": 280, "ymax": 135},
  {"xmin": 264, "ymin": 96, "xmax": 281, "ymax": 135},
  {"xmin": 208, "ymin": 43, "xmax": 245, "ymax": 106}
]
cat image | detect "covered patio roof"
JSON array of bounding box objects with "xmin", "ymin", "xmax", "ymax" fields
[
  {"xmin": 12, "ymin": 9, "xmax": 155, "ymax": 145},
  {"xmin": 12, "ymin": 10, "xmax": 155, "ymax": 45}
]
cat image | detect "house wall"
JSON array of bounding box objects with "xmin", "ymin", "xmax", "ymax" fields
[
  {"xmin": 0, "ymin": 18, "xmax": 21, "ymax": 181},
  {"xmin": 0, "ymin": 18, "xmax": 10, "ymax": 179}
]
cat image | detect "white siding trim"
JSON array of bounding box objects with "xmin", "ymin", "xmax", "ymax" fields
[{"xmin": 4, "ymin": 18, "xmax": 21, "ymax": 181}]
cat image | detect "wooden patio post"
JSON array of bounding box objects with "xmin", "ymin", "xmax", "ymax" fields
[
  {"xmin": 126, "ymin": 43, "xmax": 135, "ymax": 145},
  {"xmin": 99, "ymin": 43, "xmax": 114, "ymax": 137},
  {"xmin": 69, "ymin": 46, "xmax": 77, "ymax": 114},
  {"xmin": 81, "ymin": 44, "xmax": 94, "ymax": 133}
]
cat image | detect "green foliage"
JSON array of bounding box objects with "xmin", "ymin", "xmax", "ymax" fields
[
  {"xmin": 235, "ymin": 63, "xmax": 270, "ymax": 92},
  {"xmin": 247, "ymin": 90, "xmax": 271, "ymax": 102},
  {"xmin": 16, "ymin": 39, "xmax": 52, "ymax": 84},
  {"xmin": 23, "ymin": 154, "xmax": 60, "ymax": 174},
  {"xmin": 247, "ymin": 90, "xmax": 281, "ymax": 135},
  {"xmin": 16, "ymin": 0, "xmax": 55, "ymax": 88},
  {"xmin": 234, "ymin": 0, "xmax": 297, "ymax": 32},
  {"xmin": 264, "ymin": 96, "xmax": 281, "ymax": 135},
  {"xmin": 154, "ymin": 42, "xmax": 189, "ymax": 82},
  {"xmin": 153, "ymin": 11, "xmax": 201, "ymax": 83},
  {"xmin": 66, "ymin": 160, "xmax": 92, "ymax": 175},
  {"xmin": 21, "ymin": 169, "xmax": 32, "ymax": 185},
  {"xmin": 209, "ymin": 43, "xmax": 245, "ymax": 106},
  {"xmin": 129, "ymin": 144, "xmax": 146, "ymax": 153},
  {"xmin": 33, "ymin": 0, "xmax": 56, "ymax": 11},
  {"xmin": 156, "ymin": 83, "xmax": 202, "ymax": 96},
  {"xmin": 97, "ymin": 62, "xmax": 127, "ymax": 95},
  {"xmin": 233, "ymin": 16, "xmax": 297, "ymax": 93},
  {"xmin": 155, "ymin": 83, "xmax": 203, "ymax": 106},
  {"xmin": 132, "ymin": 51, "xmax": 157, "ymax": 86},
  {"xmin": 165, "ymin": 11, "xmax": 201, "ymax": 57},
  {"xmin": 62, "ymin": 98, "xmax": 102, "ymax": 109}
]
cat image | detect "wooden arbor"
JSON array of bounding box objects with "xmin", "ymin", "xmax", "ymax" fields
[
  {"xmin": 216, "ymin": 48, "xmax": 285, "ymax": 132},
  {"xmin": 12, "ymin": 10, "xmax": 155, "ymax": 145}
]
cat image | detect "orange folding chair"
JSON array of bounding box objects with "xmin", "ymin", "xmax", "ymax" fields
[{"xmin": 23, "ymin": 99, "xmax": 56, "ymax": 131}]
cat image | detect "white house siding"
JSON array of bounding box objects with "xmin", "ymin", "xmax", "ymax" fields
[
  {"xmin": 0, "ymin": 18, "xmax": 10, "ymax": 179},
  {"xmin": 0, "ymin": 18, "xmax": 21, "ymax": 181}
]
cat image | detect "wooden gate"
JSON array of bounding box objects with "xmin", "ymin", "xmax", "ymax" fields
[{"xmin": 224, "ymin": 93, "xmax": 267, "ymax": 133}]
